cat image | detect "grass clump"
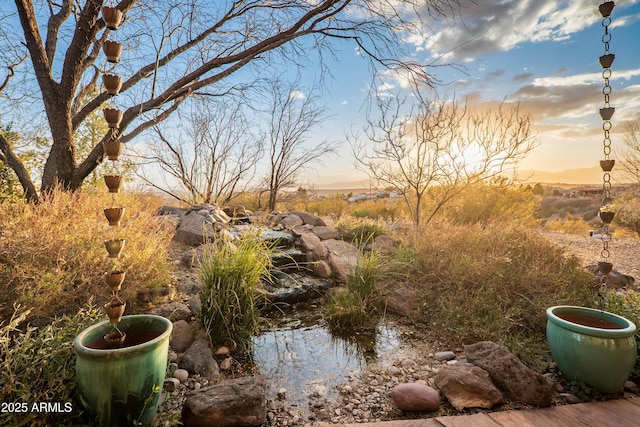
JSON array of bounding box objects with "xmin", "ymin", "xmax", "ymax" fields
[
  {"xmin": 200, "ymin": 233, "xmax": 273, "ymax": 355},
  {"xmin": 335, "ymin": 217, "xmax": 388, "ymax": 246},
  {"xmin": 401, "ymin": 222, "xmax": 596, "ymax": 368},
  {"xmin": 0, "ymin": 189, "xmax": 173, "ymax": 323},
  {"xmin": 325, "ymin": 250, "xmax": 382, "ymax": 329},
  {"xmin": 0, "ymin": 304, "xmax": 101, "ymax": 427}
]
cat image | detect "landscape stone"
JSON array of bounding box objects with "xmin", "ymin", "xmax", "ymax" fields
[
  {"xmin": 279, "ymin": 214, "xmax": 304, "ymax": 229},
  {"xmin": 434, "ymin": 364, "xmax": 504, "ymax": 410},
  {"xmin": 289, "ymin": 211, "xmax": 326, "ymax": 226},
  {"xmin": 181, "ymin": 375, "xmax": 267, "ymax": 427},
  {"xmin": 384, "ymin": 286, "xmax": 420, "ymax": 319},
  {"xmin": 148, "ymin": 301, "xmax": 192, "ymax": 322},
  {"xmin": 188, "ymin": 294, "xmax": 202, "ymax": 315},
  {"xmin": 389, "ymin": 383, "xmax": 440, "ymax": 412},
  {"xmin": 171, "ymin": 320, "xmax": 194, "ymax": 353},
  {"xmin": 313, "ymin": 260, "xmax": 333, "ymax": 279},
  {"xmin": 323, "ymin": 239, "xmax": 359, "ymax": 283},
  {"xmin": 435, "ymin": 351, "xmax": 457, "ymax": 361},
  {"xmin": 173, "ymin": 212, "xmax": 214, "ymax": 246},
  {"xmin": 465, "ymin": 341, "xmax": 553, "ymax": 407},
  {"xmin": 158, "ymin": 205, "xmax": 186, "ymax": 218},
  {"xmin": 164, "ymin": 377, "xmax": 180, "ymax": 392},
  {"xmin": 179, "ymin": 340, "xmax": 220, "ymax": 380},
  {"xmin": 174, "ymin": 369, "xmax": 189, "ymax": 383},
  {"xmin": 299, "ymin": 232, "xmax": 322, "ymax": 252},
  {"xmin": 312, "ymin": 226, "xmax": 340, "ymax": 240}
]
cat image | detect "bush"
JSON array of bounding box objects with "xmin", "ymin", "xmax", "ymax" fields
[
  {"xmin": 0, "ymin": 189, "xmax": 173, "ymax": 323},
  {"xmin": 346, "ymin": 199, "xmax": 402, "ymax": 221},
  {"xmin": 199, "ymin": 234, "xmax": 273, "ymax": 355},
  {"xmin": 335, "ymin": 217, "xmax": 388, "ymax": 246},
  {"xmin": 544, "ymin": 215, "xmax": 594, "ymax": 234},
  {"xmin": 613, "ymin": 191, "xmax": 640, "ymax": 236},
  {"xmin": 325, "ymin": 250, "xmax": 382, "ymax": 329},
  {"xmin": 0, "ymin": 305, "xmax": 101, "ymax": 427},
  {"xmin": 399, "ymin": 222, "xmax": 596, "ymax": 368},
  {"xmin": 306, "ymin": 196, "xmax": 348, "ymax": 219}
]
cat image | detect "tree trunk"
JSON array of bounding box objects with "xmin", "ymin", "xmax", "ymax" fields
[{"xmin": 0, "ymin": 133, "xmax": 39, "ymax": 203}]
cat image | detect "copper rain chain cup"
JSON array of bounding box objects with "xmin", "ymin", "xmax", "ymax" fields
[
  {"xmin": 599, "ymin": 107, "xmax": 615, "ymax": 121},
  {"xmin": 103, "ymin": 108, "xmax": 123, "ymax": 129},
  {"xmin": 104, "ymin": 239, "xmax": 125, "ymax": 258},
  {"xmin": 103, "ymin": 74, "xmax": 123, "ymax": 96},
  {"xmin": 104, "ymin": 270, "xmax": 126, "ymax": 292},
  {"xmin": 103, "ymin": 40, "xmax": 123, "ymax": 63},
  {"xmin": 600, "ymin": 159, "xmax": 615, "ymax": 172},
  {"xmin": 104, "ymin": 139, "xmax": 123, "ymax": 160},
  {"xmin": 104, "ymin": 297, "xmax": 126, "ymax": 323},
  {"xmin": 102, "ymin": 6, "xmax": 123, "ymax": 31},
  {"xmin": 104, "ymin": 207, "xmax": 124, "ymax": 226},
  {"xmin": 104, "ymin": 175, "xmax": 122, "ymax": 193}
]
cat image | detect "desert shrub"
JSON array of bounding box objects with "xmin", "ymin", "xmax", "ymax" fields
[
  {"xmin": 335, "ymin": 217, "xmax": 388, "ymax": 246},
  {"xmin": 306, "ymin": 196, "xmax": 348, "ymax": 219},
  {"xmin": 536, "ymin": 196, "xmax": 601, "ymax": 221},
  {"xmin": 613, "ymin": 191, "xmax": 640, "ymax": 236},
  {"xmin": 345, "ymin": 199, "xmax": 402, "ymax": 221},
  {"xmin": 543, "ymin": 215, "xmax": 594, "ymax": 234},
  {"xmin": 400, "ymin": 221, "xmax": 596, "ymax": 368},
  {"xmin": 442, "ymin": 182, "xmax": 540, "ymax": 227},
  {"xmin": 0, "ymin": 189, "xmax": 173, "ymax": 324},
  {"xmin": 595, "ymin": 290, "xmax": 640, "ymax": 378},
  {"xmin": 199, "ymin": 234, "xmax": 273, "ymax": 355},
  {"xmin": 0, "ymin": 305, "xmax": 101, "ymax": 427},
  {"xmin": 325, "ymin": 250, "xmax": 382, "ymax": 329}
]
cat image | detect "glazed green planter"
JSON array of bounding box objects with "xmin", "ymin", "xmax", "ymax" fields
[
  {"xmin": 74, "ymin": 315, "xmax": 172, "ymax": 427},
  {"xmin": 546, "ymin": 306, "xmax": 637, "ymax": 394}
]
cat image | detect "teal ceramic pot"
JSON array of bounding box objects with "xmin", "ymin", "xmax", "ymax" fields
[
  {"xmin": 74, "ymin": 315, "xmax": 172, "ymax": 427},
  {"xmin": 546, "ymin": 306, "xmax": 637, "ymax": 394}
]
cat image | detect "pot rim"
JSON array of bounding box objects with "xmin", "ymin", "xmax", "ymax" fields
[
  {"xmin": 547, "ymin": 305, "xmax": 636, "ymax": 338},
  {"xmin": 74, "ymin": 314, "xmax": 172, "ymax": 359}
]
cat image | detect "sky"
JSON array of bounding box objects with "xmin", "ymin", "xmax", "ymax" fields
[{"xmin": 301, "ymin": 0, "xmax": 640, "ymax": 187}]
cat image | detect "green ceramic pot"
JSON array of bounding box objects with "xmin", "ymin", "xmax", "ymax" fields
[
  {"xmin": 73, "ymin": 315, "xmax": 172, "ymax": 427},
  {"xmin": 546, "ymin": 305, "xmax": 637, "ymax": 394}
]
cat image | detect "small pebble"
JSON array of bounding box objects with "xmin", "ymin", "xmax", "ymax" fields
[
  {"xmin": 173, "ymin": 368, "xmax": 189, "ymax": 383},
  {"xmin": 278, "ymin": 388, "xmax": 287, "ymax": 400},
  {"xmin": 435, "ymin": 351, "xmax": 456, "ymax": 361}
]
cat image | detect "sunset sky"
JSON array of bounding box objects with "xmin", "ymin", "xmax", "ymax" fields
[{"xmin": 303, "ymin": 0, "xmax": 640, "ymax": 187}]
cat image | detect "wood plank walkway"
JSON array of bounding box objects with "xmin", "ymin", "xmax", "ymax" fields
[{"xmin": 334, "ymin": 397, "xmax": 640, "ymax": 427}]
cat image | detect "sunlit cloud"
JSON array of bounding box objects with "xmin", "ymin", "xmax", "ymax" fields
[{"xmin": 289, "ymin": 90, "xmax": 305, "ymax": 100}]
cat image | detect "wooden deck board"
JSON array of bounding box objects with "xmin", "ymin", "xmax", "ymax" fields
[
  {"xmin": 490, "ymin": 399, "xmax": 640, "ymax": 427},
  {"xmin": 435, "ymin": 413, "xmax": 500, "ymax": 427}
]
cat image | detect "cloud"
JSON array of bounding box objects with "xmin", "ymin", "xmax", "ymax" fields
[
  {"xmin": 416, "ymin": 0, "xmax": 640, "ymax": 62},
  {"xmin": 289, "ymin": 90, "xmax": 305, "ymax": 100}
]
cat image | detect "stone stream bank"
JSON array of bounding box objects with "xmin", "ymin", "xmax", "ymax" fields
[{"xmin": 147, "ymin": 204, "xmax": 639, "ymax": 426}]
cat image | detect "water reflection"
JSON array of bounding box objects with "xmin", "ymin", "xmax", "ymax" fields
[{"xmin": 252, "ymin": 318, "xmax": 400, "ymax": 409}]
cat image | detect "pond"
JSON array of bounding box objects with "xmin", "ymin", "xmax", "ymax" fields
[{"xmin": 252, "ymin": 305, "xmax": 411, "ymax": 411}]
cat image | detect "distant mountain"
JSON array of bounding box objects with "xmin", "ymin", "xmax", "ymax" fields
[{"xmin": 519, "ymin": 166, "xmax": 604, "ymax": 185}]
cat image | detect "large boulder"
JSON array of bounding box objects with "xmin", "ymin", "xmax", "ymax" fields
[
  {"xmin": 182, "ymin": 375, "xmax": 267, "ymax": 427},
  {"xmin": 279, "ymin": 214, "xmax": 304, "ymax": 230},
  {"xmin": 298, "ymin": 232, "xmax": 322, "ymax": 252},
  {"xmin": 289, "ymin": 211, "xmax": 326, "ymax": 226},
  {"xmin": 173, "ymin": 212, "xmax": 214, "ymax": 246},
  {"xmin": 434, "ymin": 364, "xmax": 504, "ymax": 410},
  {"xmin": 465, "ymin": 341, "xmax": 553, "ymax": 407},
  {"xmin": 179, "ymin": 339, "xmax": 220, "ymax": 381},
  {"xmin": 323, "ymin": 239, "xmax": 359, "ymax": 283},
  {"xmin": 389, "ymin": 383, "xmax": 440, "ymax": 412},
  {"xmin": 148, "ymin": 301, "xmax": 192, "ymax": 322},
  {"xmin": 171, "ymin": 320, "xmax": 194, "ymax": 353}
]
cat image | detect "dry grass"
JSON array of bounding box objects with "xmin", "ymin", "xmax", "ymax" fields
[{"xmin": 0, "ymin": 188, "xmax": 173, "ymax": 323}]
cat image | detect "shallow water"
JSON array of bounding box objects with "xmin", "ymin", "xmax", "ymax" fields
[{"xmin": 252, "ymin": 311, "xmax": 402, "ymax": 409}]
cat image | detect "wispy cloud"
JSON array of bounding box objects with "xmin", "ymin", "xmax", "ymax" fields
[{"xmin": 289, "ymin": 90, "xmax": 305, "ymax": 100}]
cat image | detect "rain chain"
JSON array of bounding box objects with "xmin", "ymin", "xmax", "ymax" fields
[
  {"xmin": 597, "ymin": 1, "xmax": 616, "ymax": 278},
  {"xmin": 100, "ymin": 3, "xmax": 128, "ymax": 347}
]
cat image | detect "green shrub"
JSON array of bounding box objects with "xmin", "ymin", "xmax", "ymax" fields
[
  {"xmin": 325, "ymin": 250, "xmax": 382, "ymax": 329},
  {"xmin": 335, "ymin": 217, "xmax": 388, "ymax": 246},
  {"xmin": 0, "ymin": 305, "xmax": 101, "ymax": 427},
  {"xmin": 199, "ymin": 234, "xmax": 273, "ymax": 355},
  {"xmin": 400, "ymin": 222, "xmax": 596, "ymax": 368}
]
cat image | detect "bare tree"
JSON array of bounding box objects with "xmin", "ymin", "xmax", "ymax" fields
[
  {"xmin": 134, "ymin": 96, "xmax": 261, "ymax": 205},
  {"xmin": 262, "ymin": 79, "xmax": 337, "ymax": 211},
  {"xmin": 618, "ymin": 118, "xmax": 640, "ymax": 186},
  {"xmin": 0, "ymin": 0, "xmax": 461, "ymax": 203},
  {"xmin": 350, "ymin": 94, "xmax": 537, "ymax": 226}
]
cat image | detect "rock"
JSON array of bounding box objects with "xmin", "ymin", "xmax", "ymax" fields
[
  {"xmin": 625, "ymin": 380, "xmax": 639, "ymax": 394},
  {"xmin": 277, "ymin": 388, "xmax": 287, "ymax": 400},
  {"xmin": 290, "ymin": 211, "xmax": 326, "ymax": 226},
  {"xmin": 435, "ymin": 351, "xmax": 456, "ymax": 361},
  {"xmin": 174, "ymin": 369, "xmax": 189, "ymax": 383},
  {"xmin": 308, "ymin": 242, "xmax": 329, "ymax": 262},
  {"xmin": 280, "ymin": 214, "xmax": 304, "ymax": 230},
  {"xmin": 323, "ymin": 239, "xmax": 359, "ymax": 283},
  {"xmin": 219, "ymin": 357, "xmax": 233, "ymax": 371},
  {"xmin": 158, "ymin": 205, "xmax": 186, "ymax": 218},
  {"xmin": 164, "ymin": 377, "xmax": 180, "ymax": 392},
  {"xmin": 259, "ymin": 230, "xmax": 295, "ymax": 248},
  {"xmin": 174, "ymin": 212, "xmax": 214, "ymax": 246},
  {"xmin": 364, "ymin": 235, "xmax": 398, "ymax": 254},
  {"xmin": 388, "ymin": 366, "xmax": 402, "ymax": 376},
  {"xmin": 188, "ymin": 294, "xmax": 202, "ymax": 315},
  {"xmin": 312, "ymin": 226, "xmax": 340, "ymax": 240},
  {"xmin": 215, "ymin": 346, "xmax": 230, "ymax": 356},
  {"xmin": 465, "ymin": 341, "xmax": 553, "ymax": 407},
  {"xmin": 292, "ymin": 224, "xmax": 314, "ymax": 236},
  {"xmin": 401, "ymin": 358, "xmax": 417, "ymax": 368},
  {"xmin": 560, "ymin": 393, "xmax": 582, "ymax": 404},
  {"xmin": 148, "ymin": 301, "xmax": 192, "ymax": 322},
  {"xmin": 312, "ymin": 260, "xmax": 333, "ymax": 279},
  {"xmin": 181, "ymin": 246, "xmax": 207, "ymax": 268},
  {"xmin": 171, "ymin": 320, "xmax": 194, "ymax": 353},
  {"xmin": 261, "ymin": 273, "xmax": 332, "ymax": 304},
  {"xmin": 299, "ymin": 232, "xmax": 322, "ymax": 252},
  {"xmin": 222, "ymin": 205, "xmax": 247, "ymax": 217},
  {"xmin": 384, "ymin": 286, "xmax": 420, "ymax": 319},
  {"xmin": 434, "ymin": 364, "xmax": 503, "ymax": 410},
  {"xmin": 179, "ymin": 340, "xmax": 220, "ymax": 380},
  {"xmin": 182, "ymin": 375, "xmax": 267, "ymax": 427},
  {"xmin": 389, "ymin": 383, "xmax": 440, "ymax": 412},
  {"xmin": 587, "ymin": 264, "xmax": 635, "ymax": 288}
]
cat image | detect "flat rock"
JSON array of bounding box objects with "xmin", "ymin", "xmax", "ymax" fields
[
  {"xmin": 434, "ymin": 364, "xmax": 503, "ymax": 410},
  {"xmin": 312, "ymin": 226, "xmax": 340, "ymax": 240},
  {"xmin": 182, "ymin": 375, "xmax": 267, "ymax": 427},
  {"xmin": 279, "ymin": 214, "xmax": 304, "ymax": 230},
  {"xmin": 179, "ymin": 340, "xmax": 220, "ymax": 380},
  {"xmin": 289, "ymin": 211, "xmax": 326, "ymax": 226},
  {"xmin": 435, "ymin": 351, "xmax": 457, "ymax": 361},
  {"xmin": 323, "ymin": 239, "xmax": 359, "ymax": 283},
  {"xmin": 465, "ymin": 341, "xmax": 553, "ymax": 407},
  {"xmin": 171, "ymin": 320, "xmax": 194, "ymax": 353},
  {"xmin": 389, "ymin": 383, "xmax": 440, "ymax": 412},
  {"xmin": 148, "ymin": 301, "xmax": 192, "ymax": 322},
  {"xmin": 173, "ymin": 212, "xmax": 215, "ymax": 246}
]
